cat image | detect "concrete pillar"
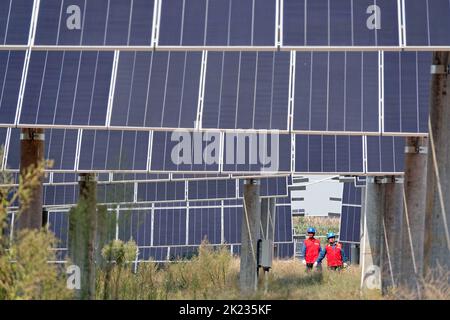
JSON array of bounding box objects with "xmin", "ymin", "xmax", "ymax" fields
[
  {"xmin": 360, "ymin": 186, "xmax": 366, "ymax": 266},
  {"xmin": 381, "ymin": 178, "xmax": 403, "ymax": 295},
  {"xmin": 17, "ymin": 128, "xmax": 44, "ymax": 230},
  {"xmin": 400, "ymin": 137, "xmax": 428, "ymax": 295},
  {"xmin": 425, "ymin": 52, "xmax": 450, "ymax": 273},
  {"xmin": 240, "ymin": 179, "xmax": 261, "ymax": 294},
  {"xmin": 361, "ymin": 179, "xmax": 383, "ymax": 292},
  {"xmin": 69, "ymin": 173, "xmax": 97, "ymax": 300}
]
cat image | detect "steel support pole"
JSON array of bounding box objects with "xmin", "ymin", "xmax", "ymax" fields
[
  {"xmin": 425, "ymin": 52, "xmax": 450, "ymax": 272},
  {"xmin": 69, "ymin": 173, "xmax": 98, "ymax": 300},
  {"xmin": 17, "ymin": 128, "xmax": 45, "ymax": 230}
]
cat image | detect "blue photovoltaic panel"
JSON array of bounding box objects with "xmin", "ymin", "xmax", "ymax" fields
[
  {"xmin": 0, "ymin": 0, "xmax": 33, "ymax": 46},
  {"xmin": 404, "ymin": 0, "xmax": 450, "ymax": 48},
  {"xmin": 137, "ymin": 181, "xmax": 186, "ymax": 202},
  {"xmin": 43, "ymin": 185, "xmax": 78, "ymax": 206},
  {"xmin": 97, "ymin": 183, "xmax": 135, "ymax": 204},
  {"xmin": 35, "ymin": 0, "xmax": 155, "ymax": 46},
  {"xmin": 188, "ymin": 207, "xmax": 221, "ymax": 245},
  {"xmin": 339, "ymin": 205, "xmax": 361, "ymax": 243},
  {"xmin": 169, "ymin": 246, "xmax": 199, "ymax": 260},
  {"xmin": 223, "ymin": 206, "xmax": 241, "ymax": 244},
  {"xmin": 238, "ymin": 177, "xmax": 288, "ymax": 198},
  {"xmin": 48, "ymin": 211, "xmax": 69, "ymax": 248},
  {"xmin": 20, "ymin": 51, "xmax": 113, "ymax": 126},
  {"xmin": 188, "ymin": 179, "xmax": 237, "ymax": 200},
  {"xmin": 366, "ymin": 136, "xmax": 404, "ymax": 173},
  {"xmin": 0, "ymin": 51, "xmax": 25, "ymax": 125},
  {"xmin": 383, "ymin": 51, "xmax": 430, "ymax": 134},
  {"xmin": 45, "ymin": 129, "xmax": 78, "ymax": 171},
  {"xmin": 153, "ymin": 208, "xmax": 186, "ymax": 246},
  {"xmin": 222, "ymin": 133, "xmax": 291, "ymax": 173},
  {"xmin": 202, "ymin": 51, "xmax": 290, "ymax": 130},
  {"xmin": 6, "ymin": 128, "xmax": 78, "ymax": 171},
  {"xmin": 140, "ymin": 247, "xmax": 168, "ymax": 261},
  {"xmin": 274, "ymin": 242, "xmax": 295, "ymax": 259},
  {"xmin": 282, "ymin": 0, "xmax": 400, "ymax": 48},
  {"xmin": 111, "ymin": 51, "xmax": 201, "ymax": 129},
  {"xmin": 295, "ymin": 135, "xmax": 364, "ymax": 173},
  {"xmin": 342, "ymin": 182, "xmax": 362, "ymax": 206},
  {"xmin": 78, "ymin": 130, "xmax": 150, "ymax": 171},
  {"xmin": 293, "ymin": 52, "xmax": 379, "ymax": 133},
  {"xmin": 158, "ymin": 0, "xmax": 276, "ymax": 48},
  {"xmin": 118, "ymin": 210, "xmax": 152, "ymax": 247},
  {"xmin": 150, "ymin": 131, "xmax": 220, "ymax": 172},
  {"xmin": 275, "ymin": 204, "xmax": 293, "ymax": 242}
]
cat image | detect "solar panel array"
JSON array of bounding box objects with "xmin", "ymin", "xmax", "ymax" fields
[
  {"xmin": 5, "ymin": 177, "xmax": 288, "ymax": 208},
  {"xmin": 0, "ymin": 50, "xmax": 431, "ymax": 137},
  {"xmin": 6, "ymin": 199, "xmax": 294, "ymax": 262},
  {"xmin": 2, "ymin": 1, "xmax": 448, "ymax": 50},
  {"xmin": 2, "ymin": 128, "xmax": 409, "ymax": 175}
]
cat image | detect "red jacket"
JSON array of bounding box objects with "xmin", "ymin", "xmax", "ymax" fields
[
  {"xmin": 302, "ymin": 238, "xmax": 321, "ymax": 263},
  {"xmin": 323, "ymin": 242, "xmax": 344, "ymax": 267}
]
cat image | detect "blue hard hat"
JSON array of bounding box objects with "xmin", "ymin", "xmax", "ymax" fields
[
  {"xmin": 327, "ymin": 232, "xmax": 336, "ymax": 239},
  {"xmin": 307, "ymin": 227, "xmax": 316, "ymax": 234}
]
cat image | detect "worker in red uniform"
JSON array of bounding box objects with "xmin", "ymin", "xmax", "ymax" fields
[
  {"xmin": 301, "ymin": 227, "xmax": 322, "ymax": 271},
  {"xmin": 317, "ymin": 232, "xmax": 348, "ymax": 270}
]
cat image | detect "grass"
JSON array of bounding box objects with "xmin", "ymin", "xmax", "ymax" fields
[{"xmin": 94, "ymin": 242, "xmax": 383, "ymax": 300}]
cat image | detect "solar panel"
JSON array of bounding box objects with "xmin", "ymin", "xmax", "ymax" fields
[
  {"xmin": 6, "ymin": 128, "xmax": 78, "ymax": 171},
  {"xmin": 222, "ymin": 133, "xmax": 292, "ymax": 173},
  {"xmin": 292, "ymin": 51, "xmax": 379, "ymax": 133},
  {"xmin": 339, "ymin": 182, "xmax": 362, "ymax": 254},
  {"xmin": 366, "ymin": 136, "xmax": 405, "ymax": 174},
  {"xmin": 0, "ymin": 0, "xmax": 33, "ymax": 46},
  {"xmin": 0, "ymin": 51, "xmax": 25, "ymax": 125},
  {"xmin": 404, "ymin": 0, "xmax": 450, "ymax": 49},
  {"xmin": 111, "ymin": 51, "xmax": 202, "ymax": 129},
  {"xmin": 34, "ymin": 0, "xmax": 156, "ymax": 46},
  {"xmin": 157, "ymin": 0, "xmax": 277, "ymax": 49},
  {"xmin": 188, "ymin": 207, "xmax": 221, "ymax": 245},
  {"xmin": 282, "ymin": 0, "xmax": 400, "ymax": 49},
  {"xmin": 150, "ymin": 131, "xmax": 220, "ymax": 172},
  {"xmin": 188, "ymin": 179, "xmax": 237, "ymax": 201},
  {"xmin": 238, "ymin": 177, "xmax": 288, "ymax": 198},
  {"xmin": 383, "ymin": 51, "xmax": 430, "ymax": 135},
  {"xmin": 79, "ymin": 130, "xmax": 150, "ymax": 171},
  {"xmin": 153, "ymin": 208, "xmax": 187, "ymax": 245},
  {"xmin": 201, "ymin": 51, "xmax": 290, "ymax": 130},
  {"xmin": 295, "ymin": 135, "xmax": 364, "ymax": 174},
  {"xmin": 19, "ymin": 51, "xmax": 114, "ymax": 127},
  {"xmin": 137, "ymin": 181, "xmax": 186, "ymax": 202}
]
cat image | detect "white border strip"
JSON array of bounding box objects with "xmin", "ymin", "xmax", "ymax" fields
[{"xmin": 105, "ymin": 50, "xmax": 120, "ymax": 128}]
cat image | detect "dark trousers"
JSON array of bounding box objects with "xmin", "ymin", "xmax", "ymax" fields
[{"xmin": 328, "ymin": 266, "xmax": 343, "ymax": 271}]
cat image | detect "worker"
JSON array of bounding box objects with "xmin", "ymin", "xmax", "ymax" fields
[
  {"xmin": 301, "ymin": 227, "xmax": 322, "ymax": 271},
  {"xmin": 317, "ymin": 232, "xmax": 348, "ymax": 270}
]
